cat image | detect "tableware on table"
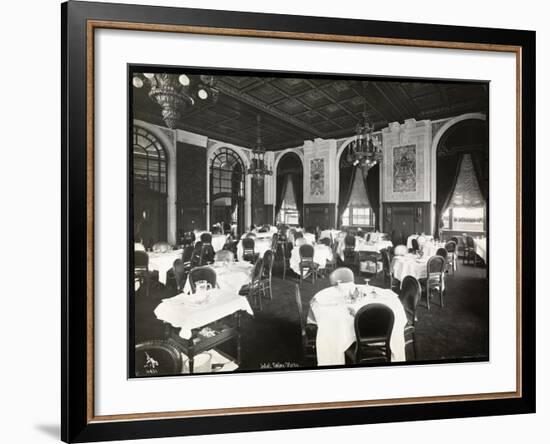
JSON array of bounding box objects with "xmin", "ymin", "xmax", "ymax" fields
[{"xmin": 183, "ymin": 352, "xmax": 212, "ymax": 373}]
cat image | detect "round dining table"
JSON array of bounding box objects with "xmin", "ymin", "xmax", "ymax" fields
[
  {"xmin": 183, "ymin": 261, "xmax": 254, "ymax": 295},
  {"xmin": 236, "ymin": 237, "xmax": 273, "ymax": 261},
  {"xmin": 307, "ymin": 284, "xmax": 407, "ymax": 366},
  {"xmin": 289, "ymin": 244, "xmax": 333, "ymax": 275},
  {"xmin": 147, "ymin": 249, "xmax": 183, "ymax": 284}
]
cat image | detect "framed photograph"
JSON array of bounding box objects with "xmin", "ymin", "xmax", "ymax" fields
[{"xmin": 62, "ymin": 1, "xmax": 535, "ymax": 442}]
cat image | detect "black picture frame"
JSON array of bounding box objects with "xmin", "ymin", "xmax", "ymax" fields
[{"xmin": 62, "ymin": 1, "xmax": 536, "ymax": 442}]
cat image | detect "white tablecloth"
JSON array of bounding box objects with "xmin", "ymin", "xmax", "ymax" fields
[
  {"xmin": 183, "ymin": 262, "xmax": 253, "ymax": 295},
  {"xmin": 475, "ymin": 237, "xmax": 487, "ymax": 262},
  {"xmin": 289, "ymin": 244, "xmax": 333, "ymax": 275},
  {"xmin": 307, "ymin": 285, "xmax": 406, "ymax": 365},
  {"xmin": 236, "ymin": 237, "xmax": 272, "ymax": 261},
  {"xmin": 407, "ymin": 234, "xmax": 434, "ymax": 249},
  {"xmin": 241, "ymin": 230, "xmax": 275, "ymax": 240},
  {"xmin": 337, "ymin": 237, "xmax": 393, "ymax": 261},
  {"xmin": 302, "ymin": 232, "xmax": 316, "ymax": 245},
  {"xmin": 147, "ymin": 249, "xmax": 183, "ymax": 284},
  {"xmin": 319, "ymin": 229, "xmax": 341, "ymax": 242},
  {"xmin": 154, "ymin": 288, "xmax": 254, "ymax": 340},
  {"xmin": 134, "ymin": 242, "xmax": 145, "ymax": 251},
  {"xmin": 391, "ymin": 254, "xmax": 428, "ymax": 282},
  {"xmin": 366, "ymin": 232, "xmax": 387, "ymax": 243}
]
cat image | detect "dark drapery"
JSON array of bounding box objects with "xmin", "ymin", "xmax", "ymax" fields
[
  {"xmin": 471, "ymin": 150, "xmax": 489, "ymax": 204},
  {"xmin": 435, "ymin": 153, "xmax": 463, "ymax": 237},
  {"xmin": 275, "ymin": 174, "xmax": 287, "ymax": 219},
  {"xmin": 291, "ymin": 172, "xmax": 304, "ymax": 226},
  {"xmin": 365, "ymin": 164, "xmax": 380, "ymax": 230},
  {"xmin": 338, "ymin": 165, "xmax": 357, "ymax": 226}
]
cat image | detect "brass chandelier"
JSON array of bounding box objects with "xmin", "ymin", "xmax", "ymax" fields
[
  {"xmin": 132, "ymin": 73, "xmax": 218, "ymax": 129},
  {"xmin": 346, "ymin": 83, "xmax": 383, "ymax": 170},
  {"xmin": 247, "ymin": 115, "xmax": 273, "ymax": 182}
]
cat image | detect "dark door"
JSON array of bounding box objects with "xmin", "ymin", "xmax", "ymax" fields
[
  {"xmin": 389, "ymin": 206, "xmax": 415, "ymax": 244},
  {"xmin": 134, "ymin": 184, "xmax": 167, "ymax": 249}
]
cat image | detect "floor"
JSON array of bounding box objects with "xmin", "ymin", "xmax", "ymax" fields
[{"xmin": 134, "ymin": 258, "xmax": 489, "ymax": 373}]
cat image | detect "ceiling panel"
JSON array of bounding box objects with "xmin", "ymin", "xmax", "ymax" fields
[{"xmin": 132, "ymin": 73, "xmax": 488, "ymax": 150}]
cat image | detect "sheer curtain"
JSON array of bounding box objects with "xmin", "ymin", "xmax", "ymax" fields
[
  {"xmin": 290, "ymin": 172, "xmax": 303, "ymax": 226},
  {"xmin": 338, "ymin": 166, "xmax": 357, "ymax": 226}
]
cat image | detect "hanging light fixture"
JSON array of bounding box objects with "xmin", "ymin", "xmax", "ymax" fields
[
  {"xmin": 132, "ymin": 73, "xmax": 218, "ymax": 128},
  {"xmin": 346, "ymin": 82, "xmax": 383, "ymax": 170},
  {"xmin": 247, "ymin": 115, "xmax": 273, "ymax": 182}
]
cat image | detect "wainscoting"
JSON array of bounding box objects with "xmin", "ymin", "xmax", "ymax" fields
[{"xmin": 382, "ymin": 202, "xmax": 431, "ymax": 243}]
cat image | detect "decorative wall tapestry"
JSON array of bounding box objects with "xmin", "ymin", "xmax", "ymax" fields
[
  {"xmin": 310, "ymin": 158, "xmax": 325, "ymax": 196},
  {"xmin": 393, "ymin": 145, "xmax": 416, "ymax": 193}
]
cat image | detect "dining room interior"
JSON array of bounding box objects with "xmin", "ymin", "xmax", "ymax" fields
[{"xmin": 130, "ymin": 69, "xmax": 489, "ymax": 377}]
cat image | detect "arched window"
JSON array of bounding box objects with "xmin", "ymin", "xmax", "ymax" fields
[
  {"xmin": 133, "ymin": 127, "xmax": 167, "ymax": 194},
  {"xmin": 210, "ymin": 148, "xmax": 245, "ymax": 234},
  {"xmin": 339, "ymin": 145, "xmax": 378, "ymax": 228},
  {"xmin": 210, "ymin": 148, "xmax": 245, "ymax": 197}
]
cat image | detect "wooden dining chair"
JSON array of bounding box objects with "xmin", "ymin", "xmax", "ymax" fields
[
  {"xmin": 328, "ymin": 267, "xmax": 354, "ymax": 285},
  {"xmin": 134, "ymin": 250, "xmax": 150, "ymax": 296},
  {"xmin": 399, "ymin": 275, "xmax": 421, "ymax": 360},
  {"xmin": 381, "ymin": 249, "xmax": 398, "ymax": 290},
  {"xmin": 351, "ymin": 303, "xmax": 395, "ymax": 364},
  {"xmin": 242, "ymin": 237, "xmax": 259, "ymax": 264},
  {"xmin": 134, "ymin": 339, "xmax": 183, "ymax": 377},
  {"xmin": 239, "ymin": 258, "xmax": 264, "ymax": 311},
  {"xmin": 299, "ymin": 244, "xmax": 319, "ymax": 285},
  {"xmin": 343, "ymin": 234, "xmax": 357, "ymax": 270},
  {"xmin": 294, "ymin": 284, "xmax": 317, "ymax": 366},
  {"xmin": 419, "ymin": 255, "xmax": 446, "ymax": 309},
  {"xmin": 463, "ymin": 235, "xmax": 477, "ymax": 265},
  {"xmin": 188, "ymin": 266, "xmax": 217, "ymax": 293},
  {"xmin": 411, "ymin": 237, "xmax": 420, "ymax": 253},
  {"xmin": 444, "ymin": 240, "xmax": 458, "ymax": 274},
  {"xmin": 259, "ymin": 250, "xmax": 275, "ymax": 300}
]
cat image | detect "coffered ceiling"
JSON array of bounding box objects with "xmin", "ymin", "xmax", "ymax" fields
[{"xmin": 132, "ymin": 73, "xmax": 488, "ymax": 151}]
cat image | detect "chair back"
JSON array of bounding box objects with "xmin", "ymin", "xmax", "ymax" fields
[
  {"xmin": 251, "ymin": 258, "xmax": 264, "ymax": 284},
  {"xmin": 271, "ymin": 233, "xmax": 279, "ymax": 252},
  {"xmin": 134, "ymin": 340, "xmax": 183, "ymax": 376},
  {"xmin": 465, "ymin": 235, "xmax": 475, "ymax": 248},
  {"xmin": 411, "ymin": 238, "xmax": 420, "ymax": 252},
  {"xmin": 200, "ymin": 244, "xmax": 215, "ymax": 265},
  {"xmin": 200, "ymin": 232, "xmax": 212, "ymax": 244},
  {"xmin": 182, "ymin": 245, "xmax": 194, "ymax": 264},
  {"xmin": 182, "ymin": 232, "xmax": 196, "ymax": 246},
  {"xmin": 399, "ymin": 276, "xmax": 421, "ymax": 321},
  {"xmin": 450, "ymin": 236, "xmax": 459, "ymax": 245},
  {"xmin": 381, "ymin": 249, "xmax": 392, "ymax": 273},
  {"xmin": 391, "ymin": 230, "xmax": 403, "ymax": 246},
  {"xmin": 134, "ymin": 250, "xmax": 149, "ymax": 270},
  {"xmin": 427, "ymin": 255, "xmax": 446, "ymax": 281},
  {"xmin": 436, "ymin": 247, "xmax": 448, "ymax": 258},
  {"xmin": 188, "ymin": 266, "xmax": 217, "ymax": 292},
  {"xmin": 172, "ymin": 259, "xmax": 187, "ymax": 290},
  {"xmin": 262, "ymin": 250, "xmax": 275, "ymax": 278},
  {"xmin": 365, "ymin": 233, "xmax": 371, "ymax": 242},
  {"xmin": 319, "ymin": 237, "xmax": 331, "ymax": 247},
  {"xmin": 245, "ymin": 232, "xmax": 257, "ymax": 239},
  {"xmin": 299, "ymin": 244, "xmax": 315, "ymax": 261},
  {"xmin": 329, "ymin": 267, "xmax": 354, "ymax": 285},
  {"xmin": 445, "ymin": 241, "xmax": 457, "ymax": 253},
  {"xmin": 294, "ymin": 232, "xmax": 304, "ymax": 241},
  {"xmin": 242, "ymin": 237, "xmax": 256, "ymax": 252},
  {"xmin": 354, "ymin": 303, "xmax": 395, "ymax": 346},
  {"xmin": 344, "ymin": 234, "xmax": 356, "ymax": 249},
  {"xmin": 214, "ymin": 250, "xmax": 234, "ymax": 263},
  {"xmin": 189, "ymin": 243, "xmax": 203, "ymax": 268}
]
